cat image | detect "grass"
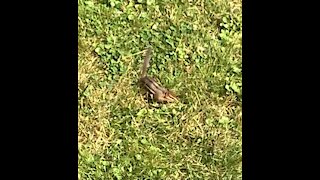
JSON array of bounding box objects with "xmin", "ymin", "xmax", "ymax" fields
[{"xmin": 78, "ymin": 0, "xmax": 242, "ymax": 179}]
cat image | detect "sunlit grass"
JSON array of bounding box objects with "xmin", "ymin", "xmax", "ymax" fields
[{"xmin": 78, "ymin": 0, "xmax": 242, "ymax": 179}]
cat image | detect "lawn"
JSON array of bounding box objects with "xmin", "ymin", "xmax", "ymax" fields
[{"xmin": 78, "ymin": 0, "xmax": 242, "ymax": 179}]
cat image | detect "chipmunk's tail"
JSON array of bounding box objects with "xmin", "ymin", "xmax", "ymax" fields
[{"xmin": 141, "ymin": 46, "xmax": 152, "ymax": 78}]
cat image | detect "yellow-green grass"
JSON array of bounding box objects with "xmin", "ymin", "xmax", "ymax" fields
[{"xmin": 79, "ymin": 0, "xmax": 242, "ymax": 179}]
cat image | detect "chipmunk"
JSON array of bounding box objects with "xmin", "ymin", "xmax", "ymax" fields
[{"xmin": 139, "ymin": 47, "xmax": 178, "ymax": 103}]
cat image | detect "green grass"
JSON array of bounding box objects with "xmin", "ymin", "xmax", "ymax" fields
[{"xmin": 78, "ymin": 0, "xmax": 242, "ymax": 179}]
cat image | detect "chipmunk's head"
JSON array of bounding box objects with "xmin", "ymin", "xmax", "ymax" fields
[
  {"xmin": 163, "ymin": 91, "xmax": 178, "ymax": 102},
  {"xmin": 153, "ymin": 90, "xmax": 178, "ymax": 103}
]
